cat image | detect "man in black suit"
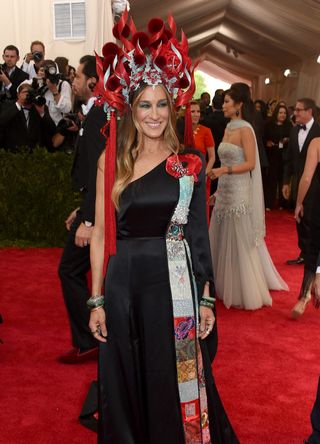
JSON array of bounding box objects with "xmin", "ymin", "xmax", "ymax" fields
[
  {"xmin": 0, "ymin": 82, "xmax": 56, "ymax": 151},
  {"xmin": 283, "ymin": 98, "xmax": 320, "ymax": 265},
  {"xmin": 0, "ymin": 45, "xmax": 29, "ymax": 102},
  {"xmin": 200, "ymin": 91, "xmax": 213, "ymax": 117},
  {"xmin": 58, "ymin": 55, "xmax": 106, "ymax": 364}
]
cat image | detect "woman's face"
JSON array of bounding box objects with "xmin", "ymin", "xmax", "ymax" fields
[
  {"xmin": 190, "ymin": 104, "xmax": 201, "ymax": 125},
  {"xmin": 255, "ymin": 102, "xmax": 261, "ymax": 112},
  {"xmin": 134, "ymin": 85, "xmax": 170, "ymax": 140},
  {"xmin": 69, "ymin": 68, "xmax": 75, "ymax": 83},
  {"xmin": 223, "ymin": 94, "xmax": 241, "ymax": 118},
  {"xmin": 277, "ymin": 107, "xmax": 287, "ymax": 123},
  {"xmin": 38, "ymin": 66, "xmax": 45, "ymax": 78}
]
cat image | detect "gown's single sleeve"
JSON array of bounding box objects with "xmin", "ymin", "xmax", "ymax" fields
[
  {"xmin": 185, "ymin": 149, "xmax": 215, "ymax": 296},
  {"xmin": 184, "ymin": 149, "xmax": 218, "ymax": 361}
]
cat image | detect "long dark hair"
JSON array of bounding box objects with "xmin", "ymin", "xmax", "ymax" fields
[
  {"xmin": 225, "ymin": 83, "xmax": 254, "ymax": 124},
  {"xmin": 254, "ymin": 99, "xmax": 268, "ymax": 120},
  {"xmin": 271, "ymin": 104, "xmax": 290, "ymax": 124}
]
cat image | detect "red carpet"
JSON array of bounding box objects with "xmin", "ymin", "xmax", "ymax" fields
[{"xmin": 1, "ymin": 210, "xmax": 319, "ymax": 444}]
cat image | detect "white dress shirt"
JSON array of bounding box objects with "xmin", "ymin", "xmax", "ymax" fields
[
  {"xmin": 298, "ymin": 117, "xmax": 314, "ymax": 151},
  {"xmin": 44, "ymin": 80, "xmax": 72, "ymax": 125},
  {"xmin": 21, "ymin": 60, "xmax": 38, "ymax": 79}
]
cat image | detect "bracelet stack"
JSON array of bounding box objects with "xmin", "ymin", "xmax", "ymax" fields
[
  {"xmin": 87, "ymin": 295, "xmax": 104, "ymax": 310},
  {"xmin": 200, "ymin": 295, "xmax": 216, "ymax": 309}
]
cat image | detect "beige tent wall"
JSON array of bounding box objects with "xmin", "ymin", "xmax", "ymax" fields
[
  {"xmin": 0, "ymin": 0, "xmax": 114, "ymax": 67},
  {"xmin": 257, "ymin": 55, "xmax": 320, "ymax": 105}
]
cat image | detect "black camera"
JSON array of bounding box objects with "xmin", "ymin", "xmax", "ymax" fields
[
  {"xmin": 0, "ymin": 63, "xmax": 7, "ymax": 75},
  {"xmin": 57, "ymin": 113, "xmax": 80, "ymax": 135},
  {"xmin": 24, "ymin": 88, "xmax": 47, "ymax": 107},
  {"xmin": 32, "ymin": 51, "xmax": 44, "ymax": 63},
  {"xmin": 44, "ymin": 64, "xmax": 63, "ymax": 85}
]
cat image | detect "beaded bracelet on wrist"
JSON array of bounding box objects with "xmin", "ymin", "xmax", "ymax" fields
[
  {"xmin": 200, "ymin": 295, "xmax": 216, "ymax": 309},
  {"xmin": 87, "ymin": 295, "xmax": 104, "ymax": 310}
]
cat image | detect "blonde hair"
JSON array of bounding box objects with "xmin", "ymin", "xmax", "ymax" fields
[{"xmin": 112, "ymin": 84, "xmax": 182, "ymax": 209}]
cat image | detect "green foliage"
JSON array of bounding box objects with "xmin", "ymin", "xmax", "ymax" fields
[
  {"xmin": 194, "ymin": 71, "xmax": 208, "ymax": 99},
  {"xmin": 0, "ymin": 147, "xmax": 80, "ymax": 247}
]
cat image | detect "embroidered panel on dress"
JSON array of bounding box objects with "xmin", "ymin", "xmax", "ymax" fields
[{"xmin": 166, "ymin": 174, "xmax": 211, "ymax": 444}]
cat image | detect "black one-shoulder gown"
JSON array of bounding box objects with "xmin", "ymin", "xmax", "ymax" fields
[{"xmin": 98, "ymin": 153, "xmax": 239, "ymax": 444}]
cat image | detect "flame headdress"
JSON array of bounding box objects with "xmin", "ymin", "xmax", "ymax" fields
[
  {"xmin": 95, "ymin": 9, "xmax": 196, "ymax": 113},
  {"xmin": 95, "ymin": 10, "xmax": 196, "ymax": 268}
]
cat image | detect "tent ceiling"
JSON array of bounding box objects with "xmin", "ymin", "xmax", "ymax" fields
[{"xmin": 130, "ymin": 0, "xmax": 320, "ymax": 81}]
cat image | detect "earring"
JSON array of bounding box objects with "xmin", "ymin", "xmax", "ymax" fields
[{"xmin": 236, "ymin": 110, "xmax": 240, "ymax": 117}]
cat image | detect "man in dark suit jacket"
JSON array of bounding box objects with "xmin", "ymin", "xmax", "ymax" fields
[
  {"xmin": 0, "ymin": 82, "xmax": 56, "ymax": 151},
  {"xmin": 0, "ymin": 45, "xmax": 29, "ymax": 102},
  {"xmin": 58, "ymin": 55, "xmax": 106, "ymax": 364},
  {"xmin": 283, "ymin": 98, "xmax": 320, "ymax": 265}
]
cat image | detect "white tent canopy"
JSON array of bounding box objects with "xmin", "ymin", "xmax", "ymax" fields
[{"xmin": 131, "ymin": 0, "xmax": 320, "ymax": 103}]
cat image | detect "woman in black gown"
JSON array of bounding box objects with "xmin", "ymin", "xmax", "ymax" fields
[
  {"xmin": 294, "ymin": 137, "xmax": 320, "ymax": 316},
  {"xmin": 264, "ymin": 104, "xmax": 292, "ymax": 209},
  {"xmin": 87, "ymin": 12, "xmax": 239, "ymax": 444}
]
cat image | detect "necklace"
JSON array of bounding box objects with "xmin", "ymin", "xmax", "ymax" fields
[
  {"xmin": 193, "ymin": 125, "xmax": 200, "ymax": 135},
  {"xmin": 227, "ymin": 119, "xmax": 248, "ymax": 130}
]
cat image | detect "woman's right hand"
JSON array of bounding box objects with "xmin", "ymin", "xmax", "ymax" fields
[
  {"xmin": 294, "ymin": 203, "xmax": 303, "ymax": 223},
  {"xmin": 208, "ymin": 193, "xmax": 216, "ymax": 207},
  {"xmin": 89, "ymin": 307, "xmax": 107, "ymax": 343}
]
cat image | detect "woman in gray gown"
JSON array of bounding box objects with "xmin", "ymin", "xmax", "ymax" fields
[{"xmin": 208, "ymin": 84, "xmax": 288, "ymax": 310}]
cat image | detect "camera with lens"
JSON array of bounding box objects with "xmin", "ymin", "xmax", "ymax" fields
[
  {"xmin": 32, "ymin": 51, "xmax": 44, "ymax": 63},
  {"xmin": 0, "ymin": 64, "xmax": 12, "ymax": 103},
  {"xmin": 24, "ymin": 88, "xmax": 47, "ymax": 107},
  {"xmin": 0, "ymin": 63, "xmax": 8, "ymax": 77},
  {"xmin": 57, "ymin": 113, "xmax": 80, "ymax": 135},
  {"xmin": 44, "ymin": 63, "xmax": 63, "ymax": 85}
]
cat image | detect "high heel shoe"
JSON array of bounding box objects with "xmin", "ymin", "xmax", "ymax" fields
[{"xmin": 291, "ymin": 293, "xmax": 311, "ymax": 319}]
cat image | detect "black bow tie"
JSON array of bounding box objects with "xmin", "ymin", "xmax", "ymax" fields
[{"xmin": 298, "ymin": 124, "xmax": 306, "ymax": 131}]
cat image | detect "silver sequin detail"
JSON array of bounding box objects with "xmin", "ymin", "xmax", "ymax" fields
[
  {"xmin": 214, "ymin": 142, "xmax": 252, "ymax": 222},
  {"xmin": 171, "ymin": 175, "xmax": 193, "ymax": 225}
]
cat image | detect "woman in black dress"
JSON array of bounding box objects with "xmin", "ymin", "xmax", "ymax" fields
[
  {"xmin": 264, "ymin": 104, "xmax": 292, "ymax": 209},
  {"xmin": 293, "ymin": 138, "xmax": 320, "ymax": 317},
  {"xmin": 86, "ymin": 11, "xmax": 239, "ymax": 444}
]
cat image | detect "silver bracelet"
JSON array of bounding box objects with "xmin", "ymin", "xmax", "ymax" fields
[{"xmin": 87, "ymin": 295, "xmax": 104, "ymax": 309}]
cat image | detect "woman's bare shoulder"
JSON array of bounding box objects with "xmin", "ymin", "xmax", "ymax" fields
[{"xmin": 97, "ymin": 151, "xmax": 106, "ymax": 171}]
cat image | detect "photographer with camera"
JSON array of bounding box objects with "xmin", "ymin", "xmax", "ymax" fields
[
  {"xmin": 21, "ymin": 40, "xmax": 45, "ymax": 80},
  {"xmin": 0, "ymin": 82, "xmax": 56, "ymax": 152},
  {"xmin": 42, "ymin": 59, "xmax": 72, "ymax": 125},
  {"xmin": 52, "ymin": 111, "xmax": 83, "ymax": 154},
  {"xmin": 0, "ymin": 45, "xmax": 29, "ymax": 102}
]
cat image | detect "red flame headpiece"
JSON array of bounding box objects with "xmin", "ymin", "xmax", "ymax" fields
[
  {"xmin": 95, "ymin": 9, "xmax": 196, "ymax": 113},
  {"xmin": 96, "ymin": 10, "xmax": 196, "ymax": 272}
]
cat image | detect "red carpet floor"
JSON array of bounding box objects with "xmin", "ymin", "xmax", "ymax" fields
[{"xmin": 1, "ymin": 210, "xmax": 319, "ymax": 444}]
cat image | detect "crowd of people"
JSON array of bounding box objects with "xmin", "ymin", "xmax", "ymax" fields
[
  {"xmin": 1, "ymin": 16, "xmax": 320, "ymax": 442},
  {"xmin": 0, "ymin": 41, "xmax": 77, "ymax": 152}
]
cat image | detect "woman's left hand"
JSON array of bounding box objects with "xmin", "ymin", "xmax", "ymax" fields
[
  {"xmin": 294, "ymin": 203, "xmax": 303, "ymax": 223},
  {"xmin": 208, "ymin": 167, "xmax": 225, "ymax": 181},
  {"xmin": 198, "ymin": 306, "xmax": 215, "ymax": 339}
]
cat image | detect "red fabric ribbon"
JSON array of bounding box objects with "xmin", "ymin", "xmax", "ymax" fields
[
  {"xmin": 103, "ymin": 111, "xmax": 117, "ymax": 274},
  {"xmin": 166, "ymin": 154, "xmax": 202, "ymax": 182}
]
